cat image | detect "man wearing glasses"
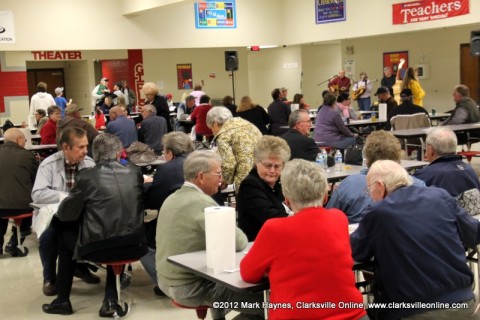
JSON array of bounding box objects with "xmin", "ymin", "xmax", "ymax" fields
[
  {"xmin": 351, "ymin": 160, "xmax": 480, "ymax": 320},
  {"xmin": 280, "ymin": 109, "xmax": 317, "ymax": 161},
  {"xmin": 155, "ymin": 151, "xmax": 264, "ymax": 320}
]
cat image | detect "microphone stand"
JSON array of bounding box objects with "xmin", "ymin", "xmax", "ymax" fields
[{"xmin": 317, "ymin": 75, "xmax": 338, "ymax": 86}]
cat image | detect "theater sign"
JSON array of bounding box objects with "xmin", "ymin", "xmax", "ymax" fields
[{"xmin": 392, "ymin": 0, "xmax": 469, "ymax": 25}]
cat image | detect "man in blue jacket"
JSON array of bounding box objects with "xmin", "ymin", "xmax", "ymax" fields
[
  {"xmin": 351, "ymin": 160, "xmax": 480, "ymax": 320},
  {"xmin": 414, "ymin": 127, "xmax": 480, "ymax": 197}
]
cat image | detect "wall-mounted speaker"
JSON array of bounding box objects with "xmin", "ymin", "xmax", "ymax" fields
[
  {"xmin": 471, "ymin": 30, "xmax": 480, "ymax": 56},
  {"xmin": 225, "ymin": 51, "xmax": 238, "ymax": 71}
]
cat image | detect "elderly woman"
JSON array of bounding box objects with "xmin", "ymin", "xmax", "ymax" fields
[
  {"xmin": 314, "ymin": 93, "xmax": 357, "ymax": 149},
  {"xmin": 141, "ymin": 132, "xmax": 194, "ymax": 292},
  {"xmin": 236, "ymin": 95, "xmax": 271, "ymax": 135},
  {"xmin": 206, "ymin": 106, "xmax": 262, "ymax": 189},
  {"xmin": 240, "ymin": 159, "xmax": 368, "ymax": 320},
  {"xmin": 142, "ymin": 82, "xmax": 172, "ymax": 131},
  {"xmin": 237, "ymin": 136, "xmax": 291, "ymax": 241}
]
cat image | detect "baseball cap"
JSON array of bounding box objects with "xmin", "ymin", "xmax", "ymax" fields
[
  {"xmin": 54, "ymin": 87, "xmax": 64, "ymax": 95},
  {"xmin": 101, "ymin": 77, "xmax": 109, "ymax": 82},
  {"xmin": 65, "ymin": 104, "xmax": 83, "ymax": 114},
  {"xmin": 400, "ymin": 89, "xmax": 413, "ymax": 97},
  {"xmin": 374, "ymin": 87, "xmax": 389, "ymax": 96}
]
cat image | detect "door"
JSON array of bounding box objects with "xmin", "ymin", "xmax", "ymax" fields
[
  {"xmin": 460, "ymin": 44, "xmax": 480, "ymax": 104},
  {"xmin": 27, "ymin": 68, "xmax": 65, "ymax": 101}
]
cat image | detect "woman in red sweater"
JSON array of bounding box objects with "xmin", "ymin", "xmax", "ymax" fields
[
  {"xmin": 40, "ymin": 105, "xmax": 61, "ymax": 145},
  {"xmin": 240, "ymin": 159, "xmax": 368, "ymax": 320},
  {"xmin": 189, "ymin": 94, "xmax": 213, "ymax": 141}
]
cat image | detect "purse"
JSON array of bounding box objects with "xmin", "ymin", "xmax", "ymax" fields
[{"xmin": 456, "ymin": 188, "xmax": 480, "ymax": 216}]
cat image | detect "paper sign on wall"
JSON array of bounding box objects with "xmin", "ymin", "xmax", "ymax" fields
[{"xmin": 0, "ymin": 11, "xmax": 15, "ymax": 43}]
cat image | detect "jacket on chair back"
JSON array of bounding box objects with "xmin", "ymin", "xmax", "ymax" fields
[{"xmin": 57, "ymin": 160, "xmax": 146, "ymax": 258}]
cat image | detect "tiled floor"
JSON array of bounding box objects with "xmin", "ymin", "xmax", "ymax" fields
[{"xmin": 0, "ymin": 237, "xmax": 239, "ymax": 319}]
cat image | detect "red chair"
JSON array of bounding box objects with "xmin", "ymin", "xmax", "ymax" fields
[
  {"xmin": 457, "ymin": 151, "xmax": 480, "ymax": 164},
  {"xmin": 1, "ymin": 212, "xmax": 33, "ymax": 257},
  {"xmin": 171, "ymin": 300, "xmax": 210, "ymax": 320},
  {"xmin": 101, "ymin": 259, "xmax": 140, "ymax": 317}
]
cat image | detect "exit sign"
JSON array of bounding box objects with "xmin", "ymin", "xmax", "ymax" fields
[{"xmin": 250, "ymin": 46, "xmax": 260, "ymax": 52}]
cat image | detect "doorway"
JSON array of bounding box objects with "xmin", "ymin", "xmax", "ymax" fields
[
  {"xmin": 460, "ymin": 44, "xmax": 480, "ymax": 104},
  {"xmin": 27, "ymin": 68, "xmax": 65, "ymax": 101}
]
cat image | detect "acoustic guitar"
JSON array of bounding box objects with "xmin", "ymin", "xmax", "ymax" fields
[{"xmin": 352, "ymin": 79, "xmax": 378, "ymax": 101}]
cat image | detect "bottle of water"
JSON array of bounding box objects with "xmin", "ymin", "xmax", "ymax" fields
[
  {"xmin": 316, "ymin": 152, "xmax": 324, "ymax": 167},
  {"xmin": 362, "ymin": 146, "xmax": 367, "ymax": 169},
  {"xmin": 321, "ymin": 148, "xmax": 328, "ymax": 171},
  {"xmin": 334, "ymin": 150, "xmax": 343, "ymax": 172}
]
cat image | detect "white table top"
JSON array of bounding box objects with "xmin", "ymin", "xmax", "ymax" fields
[
  {"xmin": 347, "ymin": 119, "xmax": 387, "ymax": 127},
  {"xmin": 167, "ymin": 243, "xmax": 267, "ymax": 292},
  {"xmin": 27, "ymin": 144, "xmax": 57, "ymax": 151},
  {"xmin": 393, "ymin": 122, "xmax": 480, "ymax": 139}
]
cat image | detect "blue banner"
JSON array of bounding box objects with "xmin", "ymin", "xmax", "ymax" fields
[
  {"xmin": 195, "ymin": 1, "xmax": 236, "ymax": 29},
  {"xmin": 315, "ymin": 0, "xmax": 346, "ymax": 24}
]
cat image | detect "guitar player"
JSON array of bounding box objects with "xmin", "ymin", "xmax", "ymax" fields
[
  {"xmin": 328, "ymin": 70, "xmax": 351, "ymax": 96},
  {"xmin": 352, "ymin": 72, "xmax": 374, "ymax": 114}
]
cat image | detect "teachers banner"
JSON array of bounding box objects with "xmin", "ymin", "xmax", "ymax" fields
[
  {"xmin": 392, "ymin": 0, "xmax": 469, "ymax": 25},
  {"xmin": 315, "ymin": 0, "xmax": 346, "ymax": 24}
]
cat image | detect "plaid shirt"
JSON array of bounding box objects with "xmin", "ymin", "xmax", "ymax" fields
[{"xmin": 64, "ymin": 161, "xmax": 79, "ymax": 192}]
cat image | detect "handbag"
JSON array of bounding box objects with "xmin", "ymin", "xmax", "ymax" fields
[
  {"xmin": 33, "ymin": 204, "xmax": 59, "ymax": 239},
  {"xmin": 456, "ymin": 188, "xmax": 480, "ymax": 216},
  {"xmin": 126, "ymin": 142, "xmax": 157, "ymax": 165},
  {"xmin": 344, "ymin": 141, "xmax": 364, "ymax": 166}
]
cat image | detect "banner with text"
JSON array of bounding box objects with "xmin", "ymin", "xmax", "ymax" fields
[
  {"xmin": 195, "ymin": 1, "xmax": 236, "ymax": 29},
  {"xmin": 315, "ymin": 0, "xmax": 346, "ymax": 24},
  {"xmin": 393, "ymin": 0, "xmax": 469, "ymax": 25},
  {"xmin": 128, "ymin": 50, "xmax": 144, "ymax": 107},
  {"xmin": 0, "ymin": 11, "xmax": 15, "ymax": 43}
]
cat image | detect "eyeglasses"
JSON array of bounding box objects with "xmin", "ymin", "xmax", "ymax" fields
[
  {"xmin": 205, "ymin": 172, "xmax": 223, "ymax": 178},
  {"xmin": 299, "ymin": 119, "xmax": 312, "ymax": 124},
  {"xmin": 260, "ymin": 161, "xmax": 283, "ymax": 170},
  {"xmin": 364, "ymin": 180, "xmax": 378, "ymax": 193}
]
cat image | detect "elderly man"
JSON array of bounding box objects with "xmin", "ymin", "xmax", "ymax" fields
[
  {"xmin": 328, "ymin": 69, "xmax": 351, "ymax": 95},
  {"xmin": 207, "ymin": 106, "xmax": 262, "ymax": 189},
  {"xmin": 268, "ymin": 88, "xmax": 291, "ymax": 136},
  {"xmin": 32, "ymin": 127, "xmax": 97, "ymax": 296},
  {"xmin": 156, "ymin": 151, "xmax": 263, "ymax": 320},
  {"xmin": 414, "ymin": 127, "xmax": 480, "ymax": 196},
  {"xmin": 374, "ymin": 86, "xmax": 398, "ymax": 117},
  {"xmin": 280, "ymin": 109, "xmax": 317, "ymax": 161},
  {"xmin": 106, "ymin": 106, "xmax": 138, "ymax": 148},
  {"xmin": 241, "ymin": 159, "xmax": 367, "ymax": 320},
  {"xmin": 442, "ymin": 84, "xmax": 480, "ymax": 125},
  {"xmin": 91, "ymin": 77, "xmax": 110, "ymax": 107},
  {"xmin": 351, "ymin": 160, "xmax": 480, "ymax": 320},
  {"xmin": 176, "ymin": 95, "xmax": 196, "ymax": 132},
  {"xmin": 327, "ymin": 130, "xmax": 425, "ymax": 223},
  {"xmin": 42, "ymin": 134, "xmax": 147, "ymax": 316},
  {"xmin": 386, "ymin": 88, "xmax": 429, "ymax": 131},
  {"xmin": 381, "ymin": 66, "xmax": 396, "ymax": 97},
  {"xmin": 138, "ymin": 104, "xmax": 167, "ymax": 155},
  {"xmin": 57, "ymin": 104, "xmax": 99, "ymax": 155},
  {"xmin": 0, "ymin": 128, "xmax": 38, "ymax": 256}
]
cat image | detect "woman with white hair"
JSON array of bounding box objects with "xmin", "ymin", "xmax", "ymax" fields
[
  {"xmin": 206, "ymin": 106, "xmax": 262, "ymax": 189},
  {"xmin": 240, "ymin": 159, "xmax": 368, "ymax": 320},
  {"xmin": 142, "ymin": 82, "xmax": 172, "ymax": 131}
]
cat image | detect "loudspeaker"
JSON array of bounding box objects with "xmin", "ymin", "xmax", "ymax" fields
[
  {"xmin": 471, "ymin": 30, "xmax": 480, "ymax": 56},
  {"xmin": 225, "ymin": 51, "xmax": 238, "ymax": 71}
]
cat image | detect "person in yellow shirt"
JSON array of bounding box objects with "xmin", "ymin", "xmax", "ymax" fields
[{"xmin": 401, "ymin": 67, "xmax": 425, "ymax": 107}]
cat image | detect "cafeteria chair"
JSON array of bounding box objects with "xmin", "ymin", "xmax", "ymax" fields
[
  {"xmin": 171, "ymin": 300, "xmax": 210, "ymax": 320},
  {"xmin": 1, "ymin": 212, "xmax": 33, "ymax": 257},
  {"xmin": 457, "ymin": 150, "xmax": 480, "ymax": 164}
]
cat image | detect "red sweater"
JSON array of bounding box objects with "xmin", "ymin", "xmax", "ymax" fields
[
  {"xmin": 40, "ymin": 119, "xmax": 57, "ymax": 145},
  {"xmin": 190, "ymin": 104, "xmax": 213, "ymax": 135},
  {"xmin": 240, "ymin": 207, "xmax": 366, "ymax": 320}
]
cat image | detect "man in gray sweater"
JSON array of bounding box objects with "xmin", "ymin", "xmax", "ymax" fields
[{"xmin": 155, "ymin": 151, "xmax": 264, "ymax": 320}]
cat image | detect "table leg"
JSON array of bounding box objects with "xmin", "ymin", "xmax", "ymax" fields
[{"xmin": 263, "ymin": 289, "xmax": 269, "ymax": 319}]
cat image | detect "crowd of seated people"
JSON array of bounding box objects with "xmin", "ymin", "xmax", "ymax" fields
[{"xmin": 4, "ymin": 81, "xmax": 480, "ymax": 320}]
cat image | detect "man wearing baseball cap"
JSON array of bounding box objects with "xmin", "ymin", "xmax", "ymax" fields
[
  {"xmin": 374, "ymin": 86, "xmax": 398, "ymax": 117},
  {"xmin": 91, "ymin": 77, "xmax": 110, "ymax": 107},
  {"xmin": 54, "ymin": 87, "xmax": 68, "ymax": 118}
]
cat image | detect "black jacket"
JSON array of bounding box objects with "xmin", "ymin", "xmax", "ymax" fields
[
  {"xmin": 268, "ymin": 100, "xmax": 291, "ymax": 136},
  {"xmin": 57, "ymin": 160, "xmax": 146, "ymax": 257},
  {"xmin": 237, "ymin": 167, "xmax": 288, "ymax": 241},
  {"xmin": 281, "ymin": 129, "xmax": 318, "ymax": 161},
  {"xmin": 237, "ymin": 106, "xmax": 271, "ymax": 135},
  {"xmin": 0, "ymin": 141, "xmax": 38, "ymax": 213},
  {"xmin": 146, "ymin": 94, "xmax": 172, "ymax": 132}
]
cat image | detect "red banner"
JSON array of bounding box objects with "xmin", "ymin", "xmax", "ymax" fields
[
  {"xmin": 392, "ymin": 0, "xmax": 469, "ymax": 25},
  {"xmin": 128, "ymin": 49, "xmax": 144, "ymax": 107}
]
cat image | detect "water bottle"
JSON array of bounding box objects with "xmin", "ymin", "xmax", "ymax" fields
[
  {"xmin": 321, "ymin": 148, "xmax": 328, "ymax": 171},
  {"xmin": 334, "ymin": 150, "xmax": 343, "ymax": 172},
  {"xmin": 362, "ymin": 146, "xmax": 367, "ymax": 169},
  {"xmin": 316, "ymin": 152, "xmax": 324, "ymax": 168}
]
